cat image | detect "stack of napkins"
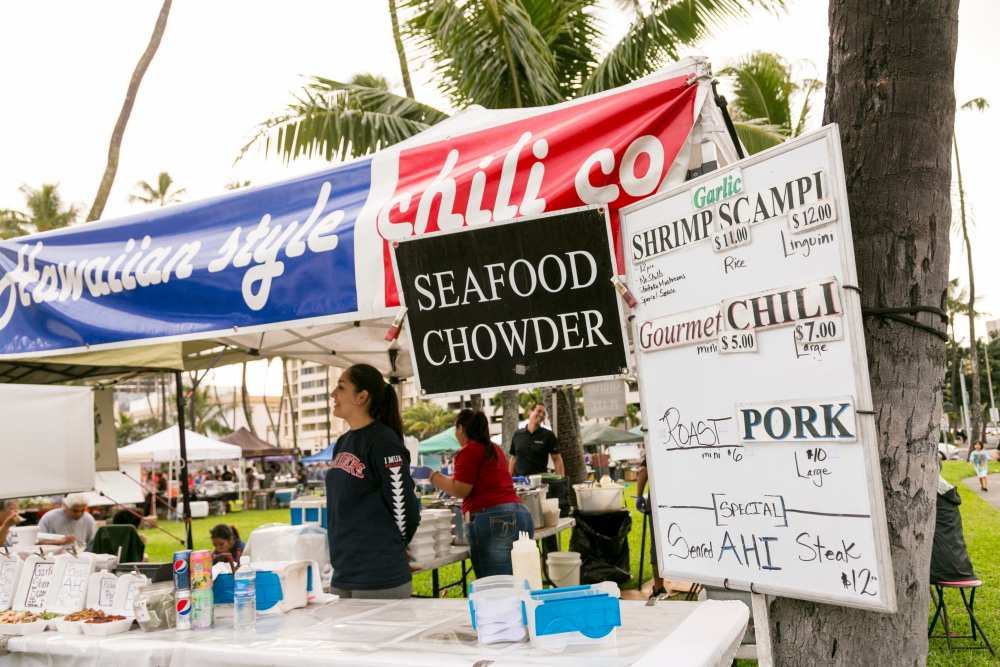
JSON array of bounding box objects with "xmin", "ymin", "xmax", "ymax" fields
[{"xmin": 473, "ymin": 595, "xmax": 527, "ymax": 644}]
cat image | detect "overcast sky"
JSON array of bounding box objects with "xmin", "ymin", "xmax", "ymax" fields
[{"xmin": 1, "ymin": 0, "xmax": 996, "ymax": 394}]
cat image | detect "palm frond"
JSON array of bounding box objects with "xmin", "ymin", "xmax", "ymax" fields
[
  {"xmin": 582, "ymin": 0, "xmax": 786, "ymax": 95},
  {"xmin": 0, "ymin": 210, "xmax": 30, "ymax": 240},
  {"xmin": 719, "ymin": 51, "xmax": 794, "ymax": 131},
  {"xmin": 732, "ymin": 119, "xmax": 785, "ymax": 155},
  {"xmin": 793, "ymin": 77, "xmax": 824, "ymax": 137},
  {"xmin": 405, "ymin": 0, "xmax": 563, "ymax": 108},
  {"xmin": 238, "ymin": 74, "xmax": 449, "ymax": 164},
  {"xmin": 960, "ymin": 97, "xmax": 990, "ymax": 113},
  {"xmin": 519, "ymin": 0, "xmax": 602, "ymax": 96}
]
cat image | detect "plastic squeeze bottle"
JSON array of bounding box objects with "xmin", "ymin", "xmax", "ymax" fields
[
  {"xmin": 234, "ymin": 556, "xmax": 256, "ymax": 631},
  {"xmin": 510, "ymin": 532, "xmax": 543, "ymax": 591}
]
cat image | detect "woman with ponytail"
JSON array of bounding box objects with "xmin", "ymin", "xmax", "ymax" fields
[
  {"xmin": 420, "ymin": 409, "xmax": 533, "ymax": 578},
  {"xmin": 326, "ymin": 364, "xmax": 420, "ymax": 598}
]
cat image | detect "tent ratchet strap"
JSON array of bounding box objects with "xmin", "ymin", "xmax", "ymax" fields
[{"xmin": 97, "ymin": 490, "xmax": 185, "ymax": 545}]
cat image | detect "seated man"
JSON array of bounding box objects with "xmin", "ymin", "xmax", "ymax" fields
[{"xmin": 36, "ymin": 493, "xmax": 97, "ymax": 548}]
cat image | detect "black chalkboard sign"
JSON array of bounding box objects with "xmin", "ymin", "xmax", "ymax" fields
[{"xmin": 392, "ymin": 207, "xmax": 629, "ymax": 397}]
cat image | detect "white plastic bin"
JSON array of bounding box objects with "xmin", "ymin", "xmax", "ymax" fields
[{"xmin": 573, "ymin": 484, "xmax": 623, "ymax": 511}]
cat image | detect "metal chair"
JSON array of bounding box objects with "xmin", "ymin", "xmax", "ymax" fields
[{"xmin": 928, "ymin": 579, "xmax": 994, "ymax": 656}]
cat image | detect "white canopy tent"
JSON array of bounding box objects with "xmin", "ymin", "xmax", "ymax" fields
[{"xmin": 117, "ymin": 426, "xmax": 242, "ymax": 463}]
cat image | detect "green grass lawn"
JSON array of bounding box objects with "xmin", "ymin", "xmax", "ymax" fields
[{"xmin": 926, "ymin": 460, "xmax": 1000, "ymax": 666}]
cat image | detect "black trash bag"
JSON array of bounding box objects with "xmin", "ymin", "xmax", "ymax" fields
[
  {"xmin": 930, "ymin": 484, "xmax": 976, "ymax": 583},
  {"xmin": 569, "ymin": 509, "xmax": 632, "ymax": 585},
  {"xmin": 542, "ymin": 478, "xmax": 571, "ymax": 517}
]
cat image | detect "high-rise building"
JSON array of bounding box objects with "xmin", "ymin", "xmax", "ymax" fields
[{"xmin": 282, "ymin": 360, "xmax": 347, "ymax": 456}]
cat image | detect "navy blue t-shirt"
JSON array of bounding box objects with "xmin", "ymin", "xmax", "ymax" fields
[{"xmin": 325, "ymin": 420, "xmax": 420, "ymax": 590}]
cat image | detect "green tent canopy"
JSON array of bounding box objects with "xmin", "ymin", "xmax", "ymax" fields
[
  {"xmin": 418, "ymin": 427, "xmax": 460, "ymax": 454},
  {"xmin": 581, "ymin": 423, "xmax": 645, "ymax": 447}
]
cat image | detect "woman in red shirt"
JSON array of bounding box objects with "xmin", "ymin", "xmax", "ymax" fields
[{"xmin": 422, "ymin": 409, "xmax": 534, "ymax": 578}]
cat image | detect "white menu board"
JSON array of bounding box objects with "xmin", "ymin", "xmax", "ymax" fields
[{"xmin": 620, "ymin": 126, "xmax": 895, "ymax": 611}]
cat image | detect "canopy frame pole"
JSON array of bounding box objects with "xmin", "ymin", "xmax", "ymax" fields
[{"xmin": 174, "ymin": 370, "xmax": 194, "ymax": 549}]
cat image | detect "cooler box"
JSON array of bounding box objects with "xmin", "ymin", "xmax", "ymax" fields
[
  {"xmin": 176, "ymin": 501, "xmax": 210, "ymax": 519},
  {"xmin": 290, "ymin": 498, "xmax": 327, "ymax": 529},
  {"xmin": 273, "ymin": 488, "xmax": 297, "ymax": 507}
]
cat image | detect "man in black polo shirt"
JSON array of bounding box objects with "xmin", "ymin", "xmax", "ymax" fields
[{"xmin": 509, "ymin": 403, "xmax": 565, "ymax": 478}]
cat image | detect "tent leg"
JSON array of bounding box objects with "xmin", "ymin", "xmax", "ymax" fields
[{"xmin": 175, "ymin": 371, "xmax": 194, "ymax": 550}]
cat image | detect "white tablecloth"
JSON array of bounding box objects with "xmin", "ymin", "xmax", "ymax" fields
[{"xmin": 1, "ymin": 598, "xmax": 747, "ymax": 667}]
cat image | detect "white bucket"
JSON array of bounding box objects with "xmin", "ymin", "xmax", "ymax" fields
[{"xmin": 546, "ymin": 552, "xmax": 581, "ymax": 588}]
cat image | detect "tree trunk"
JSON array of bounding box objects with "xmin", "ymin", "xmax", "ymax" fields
[
  {"xmin": 556, "ymin": 387, "xmax": 587, "ymax": 485},
  {"xmin": 769, "ymin": 1, "xmax": 957, "ymax": 665},
  {"xmin": 388, "ymin": 0, "xmax": 415, "ymax": 100},
  {"xmin": 241, "ymin": 363, "xmax": 256, "ymax": 436},
  {"xmin": 283, "ymin": 359, "xmax": 298, "ymax": 451},
  {"xmin": 950, "ymin": 320, "xmax": 960, "ymax": 424},
  {"xmin": 86, "ymin": 0, "xmax": 172, "ymax": 222},
  {"xmin": 501, "ymin": 390, "xmax": 520, "ymax": 453},
  {"xmin": 955, "ymin": 138, "xmax": 983, "ymax": 445}
]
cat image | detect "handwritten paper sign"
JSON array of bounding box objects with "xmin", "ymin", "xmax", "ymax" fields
[
  {"xmin": 52, "ymin": 562, "xmax": 91, "ymax": 612},
  {"xmin": 0, "ymin": 559, "xmax": 20, "ymax": 611},
  {"xmin": 23, "ymin": 562, "xmax": 55, "ymax": 610},
  {"xmin": 99, "ymin": 578, "xmax": 116, "ymax": 607},
  {"xmin": 620, "ymin": 126, "xmax": 895, "ymax": 612}
]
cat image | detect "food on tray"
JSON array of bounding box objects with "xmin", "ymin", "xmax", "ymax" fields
[
  {"xmin": 0, "ymin": 611, "xmax": 41, "ymax": 624},
  {"xmin": 86, "ymin": 614, "xmax": 126, "ymax": 624},
  {"xmin": 38, "ymin": 611, "xmax": 63, "ymax": 620},
  {"xmin": 64, "ymin": 609, "xmax": 103, "ymax": 622}
]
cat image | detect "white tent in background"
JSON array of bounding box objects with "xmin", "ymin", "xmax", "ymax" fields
[{"xmin": 118, "ymin": 426, "xmax": 242, "ymax": 463}]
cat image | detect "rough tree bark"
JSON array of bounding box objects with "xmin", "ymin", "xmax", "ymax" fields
[
  {"xmin": 769, "ymin": 1, "xmax": 957, "ymax": 665},
  {"xmin": 501, "ymin": 390, "xmax": 520, "ymax": 452},
  {"xmin": 87, "ymin": 0, "xmax": 172, "ymax": 222},
  {"xmin": 555, "ymin": 387, "xmax": 588, "ymax": 485}
]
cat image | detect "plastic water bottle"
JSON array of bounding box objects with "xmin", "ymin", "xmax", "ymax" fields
[{"xmin": 234, "ymin": 556, "xmax": 256, "ymax": 631}]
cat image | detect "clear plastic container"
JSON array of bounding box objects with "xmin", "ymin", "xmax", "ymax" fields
[
  {"xmin": 133, "ymin": 581, "xmax": 175, "ymax": 632},
  {"xmin": 468, "ymin": 575, "xmax": 529, "ymax": 645},
  {"xmin": 524, "ymin": 582, "xmax": 621, "ymax": 654},
  {"xmin": 573, "ymin": 484, "xmax": 623, "ymax": 511}
]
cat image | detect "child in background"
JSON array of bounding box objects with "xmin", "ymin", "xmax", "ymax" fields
[{"xmin": 970, "ymin": 441, "xmax": 989, "ymax": 491}]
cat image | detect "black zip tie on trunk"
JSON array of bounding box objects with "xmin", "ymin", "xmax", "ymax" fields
[
  {"xmin": 842, "ymin": 284, "xmax": 947, "ymax": 340},
  {"xmin": 861, "ymin": 305, "xmax": 948, "ymax": 341}
]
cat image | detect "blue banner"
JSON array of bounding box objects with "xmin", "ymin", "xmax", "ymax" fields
[{"xmin": 0, "ymin": 159, "xmax": 372, "ymax": 355}]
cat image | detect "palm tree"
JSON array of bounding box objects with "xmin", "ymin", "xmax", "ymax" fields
[
  {"xmin": 87, "ymin": 0, "xmax": 172, "ymax": 221},
  {"xmin": 955, "ymin": 97, "xmax": 990, "ymax": 442},
  {"xmin": 0, "ymin": 209, "xmax": 29, "ymax": 240},
  {"xmin": 240, "ymin": 0, "xmax": 786, "ymax": 163},
  {"xmin": 0, "ymin": 183, "xmax": 81, "ymax": 238},
  {"xmin": 947, "ymin": 278, "xmax": 969, "ymax": 414},
  {"xmin": 403, "ymin": 400, "xmax": 455, "ymax": 439},
  {"xmin": 178, "ymin": 384, "xmax": 233, "ymax": 437},
  {"xmin": 128, "ymin": 172, "xmax": 187, "ymax": 207},
  {"xmin": 388, "ymin": 0, "xmax": 415, "ymax": 99},
  {"xmin": 719, "ymin": 51, "xmax": 823, "ymax": 154}
]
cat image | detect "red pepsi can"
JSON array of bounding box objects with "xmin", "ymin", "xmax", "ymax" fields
[
  {"xmin": 175, "ymin": 589, "xmax": 192, "ymax": 630},
  {"xmin": 173, "ymin": 550, "xmax": 192, "ymax": 590}
]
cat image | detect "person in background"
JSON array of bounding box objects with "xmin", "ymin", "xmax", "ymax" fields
[
  {"xmin": 636, "ymin": 459, "xmax": 666, "ymax": 599},
  {"xmin": 509, "ymin": 403, "xmax": 564, "ymax": 478},
  {"xmin": 326, "ymin": 363, "xmax": 420, "ymax": 599},
  {"xmin": 417, "ymin": 409, "xmax": 533, "ymax": 578},
  {"xmin": 221, "ymin": 467, "xmax": 234, "ymax": 482},
  {"xmin": 970, "ymin": 441, "xmax": 989, "ymax": 491},
  {"xmin": 37, "ymin": 494, "xmax": 97, "ymax": 547},
  {"xmin": 0, "ymin": 500, "xmax": 22, "ymax": 548},
  {"xmin": 210, "ymin": 524, "xmax": 245, "ymax": 564}
]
